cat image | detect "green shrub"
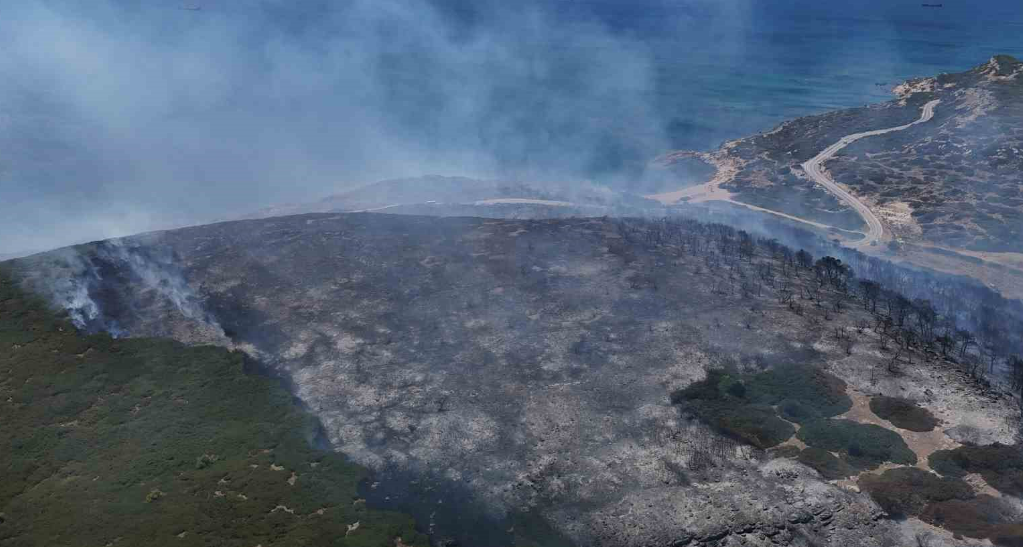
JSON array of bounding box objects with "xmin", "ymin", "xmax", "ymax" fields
[
  {"xmin": 0, "ymin": 271, "xmax": 427, "ymax": 547},
  {"xmin": 721, "ymin": 375, "xmax": 747, "ymax": 398},
  {"xmin": 859, "ymin": 467, "xmax": 973, "ymax": 517},
  {"xmin": 769, "ymin": 445, "xmax": 802, "ymax": 459},
  {"xmin": 869, "ymin": 396, "xmax": 939, "ymax": 432},
  {"xmin": 778, "ymin": 399, "xmax": 822, "ymax": 424},
  {"xmin": 798, "ymin": 419, "xmax": 916, "ymax": 470},
  {"xmin": 672, "ymin": 365, "xmax": 853, "ymax": 450},
  {"xmin": 921, "ymin": 495, "xmax": 1022, "ymax": 545},
  {"xmin": 746, "ymin": 363, "xmax": 852, "ymax": 418},
  {"xmin": 929, "ymin": 444, "xmax": 1023, "ymax": 496},
  {"xmin": 796, "ymin": 447, "xmax": 857, "ymax": 479},
  {"xmin": 990, "ymin": 524, "xmax": 1023, "ymax": 547},
  {"xmin": 672, "ymin": 371, "xmax": 794, "ymax": 448},
  {"xmin": 716, "ymin": 405, "xmax": 795, "ymax": 449},
  {"xmin": 195, "ymin": 453, "xmax": 219, "ymax": 469},
  {"xmin": 671, "ymin": 369, "xmax": 733, "ymax": 405}
]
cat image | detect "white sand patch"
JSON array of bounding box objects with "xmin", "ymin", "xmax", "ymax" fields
[
  {"xmin": 876, "ymin": 201, "xmax": 922, "ymax": 238},
  {"xmin": 645, "ymin": 150, "xmax": 741, "ymax": 205}
]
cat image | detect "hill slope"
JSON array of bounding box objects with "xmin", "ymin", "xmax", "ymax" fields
[
  {"xmin": 10, "ymin": 213, "xmax": 1023, "ymax": 546},
  {"xmin": 0, "ymin": 270, "xmax": 426, "ymax": 547}
]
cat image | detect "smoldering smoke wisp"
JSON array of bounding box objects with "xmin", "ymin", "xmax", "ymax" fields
[
  {"xmin": 26, "ymin": 239, "xmax": 222, "ymax": 340},
  {"xmin": 101, "ymin": 239, "xmax": 219, "ymax": 326}
]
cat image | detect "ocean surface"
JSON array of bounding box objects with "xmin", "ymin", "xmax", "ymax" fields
[
  {"xmin": 3, "ymin": 0, "xmax": 1023, "ymax": 252},
  {"xmin": 604, "ymin": 0, "xmax": 1023, "ymax": 152},
  {"xmin": 510, "ymin": 0, "xmax": 1023, "ymax": 185}
]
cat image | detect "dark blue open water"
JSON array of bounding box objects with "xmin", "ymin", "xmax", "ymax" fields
[
  {"xmin": 637, "ymin": 0, "xmax": 1023, "ymax": 151},
  {"xmin": 418, "ymin": 0, "xmax": 1023, "ymax": 185},
  {"xmin": 3, "ymin": 0, "xmax": 1022, "ymax": 253}
]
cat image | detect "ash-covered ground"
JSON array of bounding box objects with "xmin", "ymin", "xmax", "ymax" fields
[{"xmin": 11, "ymin": 213, "xmax": 1020, "ymax": 547}]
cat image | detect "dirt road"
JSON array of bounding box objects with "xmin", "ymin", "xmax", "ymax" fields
[{"xmin": 801, "ymin": 99, "xmax": 940, "ymax": 248}]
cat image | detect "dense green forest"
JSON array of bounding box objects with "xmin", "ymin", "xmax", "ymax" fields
[{"xmin": 0, "ymin": 270, "xmax": 426, "ymax": 547}]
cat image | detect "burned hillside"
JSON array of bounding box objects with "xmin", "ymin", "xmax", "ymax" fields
[{"xmin": 10, "ymin": 212, "xmax": 1023, "ymax": 546}]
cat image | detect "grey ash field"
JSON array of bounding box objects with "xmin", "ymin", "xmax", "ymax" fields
[{"xmin": 13, "ymin": 213, "xmax": 1023, "ymax": 547}]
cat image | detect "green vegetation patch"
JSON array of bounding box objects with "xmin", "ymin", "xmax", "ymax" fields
[
  {"xmin": 797, "ymin": 419, "xmax": 916, "ymax": 470},
  {"xmin": 768, "ymin": 445, "xmax": 802, "ymax": 459},
  {"xmin": 868, "ymin": 396, "xmax": 939, "ymax": 432},
  {"xmin": 717, "ymin": 404, "xmax": 795, "ymax": 449},
  {"xmin": 0, "ymin": 272, "xmax": 426, "ymax": 547},
  {"xmin": 672, "ymin": 364, "xmax": 854, "ymax": 449},
  {"xmin": 858, "ymin": 467, "xmax": 973, "ymax": 518},
  {"xmin": 929, "ymin": 444, "xmax": 1023, "ymax": 496},
  {"xmin": 858, "ymin": 448, "xmax": 1023, "ymax": 546},
  {"xmin": 796, "ymin": 447, "xmax": 857, "ymax": 480},
  {"xmin": 745, "ymin": 363, "xmax": 853, "ymax": 419},
  {"xmin": 921, "ymin": 496, "xmax": 1023, "ymax": 547},
  {"xmin": 671, "ymin": 370, "xmax": 794, "ymax": 448},
  {"xmin": 777, "ymin": 399, "xmax": 822, "ymax": 425}
]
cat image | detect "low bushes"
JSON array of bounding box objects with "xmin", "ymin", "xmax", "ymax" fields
[
  {"xmin": 869, "ymin": 396, "xmax": 939, "ymax": 432},
  {"xmin": 0, "ymin": 272, "xmax": 428, "ymax": 547},
  {"xmin": 745, "ymin": 363, "xmax": 853, "ymax": 418},
  {"xmin": 777, "ymin": 399, "xmax": 823, "ymax": 424},
  {"xmin": 796, "ymin": 447, "xmax": 857, "ymax": 479},
  {"xmin": 672, "ymin": 364, "xmax": 855, "ymax": 450},
  {"xmin": 990, "ymin": 525, "xmax": 1023, "ymax": 547},
  {"xmin": 716, "ymin": 404, "xmax": 795, "ymax": 448},
  {"xmin": 671, "ymin": 369, "xmax": 733, "ymax": 406},
  {"xmin": 672, "ymin": 370, "xmax": 794, "ymax": 448},
  {"xmin": 929, "ymin": 444, "xmax": 1023, "ymax": 496},
  {"xmin": 797, "ymin": 419, "xmax": 916, "ymax": 470},
  {"xmin": 921, "ymin": 496, "xmax": 1023, "ymax": 547},
  {"xmin": 769, "ymin": 445, "xmax": 802, "ymax": 459},
  {"xmin": 858, "ymin": 467, "xmax": 973, "ymax": 517},
  {"xmin": 860, "ymin": 467, "xmax": 1023, "ymax": 546}
]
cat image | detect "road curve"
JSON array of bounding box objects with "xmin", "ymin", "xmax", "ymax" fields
[{"xmin": 801, "ymin": 99, "xmax": 940, "ymax": 248}]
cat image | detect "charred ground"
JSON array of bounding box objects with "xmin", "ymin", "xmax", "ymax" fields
[{"xmin": 10, "ymin": 212, "xmax": 1023, "ymax": 546}]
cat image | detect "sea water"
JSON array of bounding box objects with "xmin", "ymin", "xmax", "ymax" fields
[
  {"xmin": 648, "ymin": 0, "xmax": 1023, "ymax": 151},
  {"xmin": 590, "ymin": 0, "xmax": 1023, "ymax": 147},
  {"xmin": 534, "ymin": 0, "xmax": 1023, "ymax": 183}
]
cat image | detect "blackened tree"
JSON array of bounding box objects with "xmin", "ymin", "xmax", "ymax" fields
[
  {"xmin": 859, "ymin": 280, "xmax": 881, "ymax": 313},
  {"xmin": 796, "ymin": 249, "xmax": 814, "ymax": 270}
]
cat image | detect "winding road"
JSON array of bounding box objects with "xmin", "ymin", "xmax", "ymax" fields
[
  {"xmin": 354, "ymin": 101, "xmax": 941, "ymax": 250},
  {"xmin": 801, "ymin": 99, "xmax": 940, "ymax": 248}
]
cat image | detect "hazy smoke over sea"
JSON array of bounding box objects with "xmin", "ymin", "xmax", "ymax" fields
[
  {"xmin": 0, "ymin": 0, "xmax": 702, "ymax": 253},
  {"xmin": 2, "ymin": 0, "xmax": 1022, "ymax": 256}
]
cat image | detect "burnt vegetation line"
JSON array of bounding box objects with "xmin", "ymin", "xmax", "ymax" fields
[
  {"xmin": 618, "ymin": 213, "xmax": 1023, "ymax": 545},
  {"xmin": 609, "ymin": 215, "xmax": 1023, "ymax": 429}
]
